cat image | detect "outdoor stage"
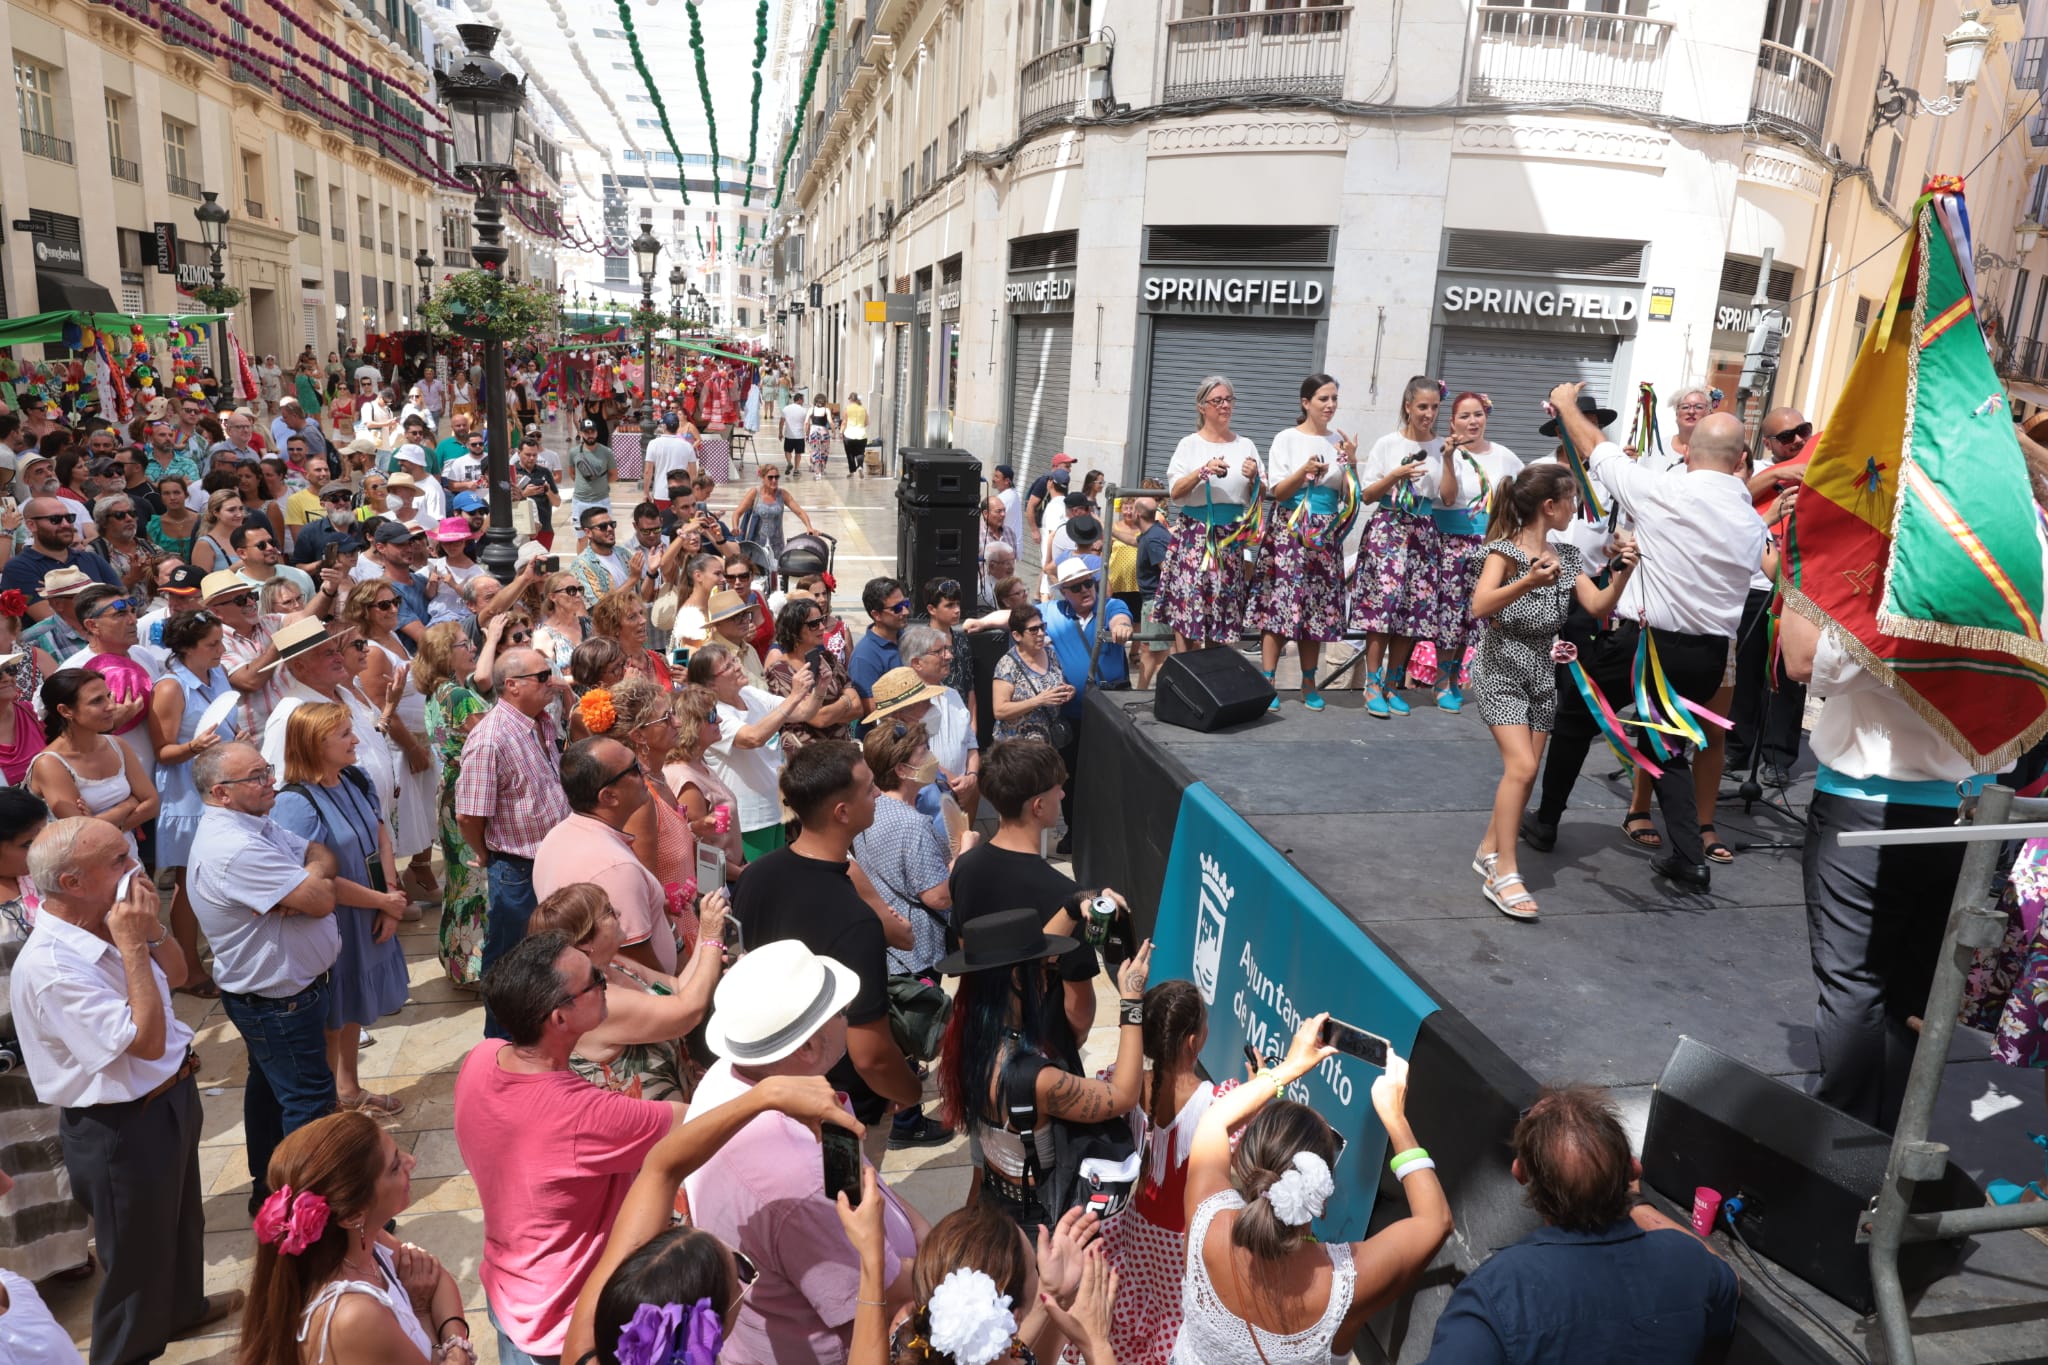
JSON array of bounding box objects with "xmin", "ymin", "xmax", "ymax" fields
[{"xmin": 1072, "ymin": 686, "xmax": 2048, "ymax": 1365}]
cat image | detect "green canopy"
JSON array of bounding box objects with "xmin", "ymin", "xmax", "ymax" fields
[
  {"xmin": 656, "ymin": 336, "xmax": 763, "ymax": 366},
  {"xmin": 0, "ymin": 309, "xmax": 229, "ymax": 349}
]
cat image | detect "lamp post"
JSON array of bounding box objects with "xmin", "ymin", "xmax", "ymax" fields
[
  {"xmin": 633, "ymin": 216, "xmax": 661, "ymax": 414},
  {"xmin": 193, "ymin": 190, "xmax": 231, "ymax": 383},
  {"xmin": 435, "ymin": 22, "xmax": 526, "ymax": 582},
  {"xmin": 1873, "ymin": 9, "xmax": 1997, "ymax": 126},
  {"xmin": 414, "ymin": 248, "xmax": 435, "ymax": 305}
]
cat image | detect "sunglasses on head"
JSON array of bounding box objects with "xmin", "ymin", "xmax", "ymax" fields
[{"xmin": 84, "ymin": 598, "xmax": 134, "ymax": 619}]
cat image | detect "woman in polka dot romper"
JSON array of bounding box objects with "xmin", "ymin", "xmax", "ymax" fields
[{"xmin": 1469, "ymin": 463, "xmax": 1636, "ymax": 923}]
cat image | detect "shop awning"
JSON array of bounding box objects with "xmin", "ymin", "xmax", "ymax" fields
[
  {"xmin": 35, "ymin": 272, "xmax": 117, "ymax": 316},
  {"xmin": 0, "ymin": 308, "xmax": 229, "ymax": 349},
  {"xmin": 656, "ymin": 337, "xmax": 763, "ymax": 366}
]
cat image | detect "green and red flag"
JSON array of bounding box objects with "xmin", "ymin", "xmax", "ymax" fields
[{"xmin": 1783, "ymin": 177, "xmax": 2048, "ymax": 768}]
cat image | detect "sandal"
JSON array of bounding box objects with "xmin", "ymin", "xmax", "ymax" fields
[
  {"xmin": 1483, "ymin": 872, "xmax": 1540, "ymax": 921},
  {"xmin": 1622, "ymin": 812, "xmax": 1663, "ymax": 849},
  {"xmin": 1700, "ymin": 824, "xmax": 1734, "ymax": 864},
  {"xmin": 338, "ymin": 1090, "xmax": 405, "ymax": 1116},
  {"xmin": 1472, "ymin": 850, "xmax": 1498, "ymax": 881}
]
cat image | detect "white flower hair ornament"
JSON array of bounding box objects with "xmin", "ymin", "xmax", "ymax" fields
[
  {"xmin": 925, "ymin": 1267, "xmax": 1018, "ymax": 1365},
  {"xmin": 1266, "ymin": 1150, "xmax": 1336, "ymax": 1227}
]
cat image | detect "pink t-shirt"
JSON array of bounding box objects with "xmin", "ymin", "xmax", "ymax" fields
[
  {"xmin": 682, "ymin": 1061, "xmax": 919, "ymax": 1365},
  {"xmin": 453, "ymin": 1040, "xmax": 674, "ymax": 1355},
  {"xmin": 534, "ymin": 813, "xmax": 676, "ymax": 972}
]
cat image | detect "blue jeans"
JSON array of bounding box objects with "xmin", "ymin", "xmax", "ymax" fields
[
  {"xmin": 482, "ymin": 855, "xmax": 538, "ymax": 1039},
  {"xmin": 220, "ymin": 976, "xmax": 337, "ymax": 1201},
  {"xmin": 488, "ymin": 1301, "xmax": 560, "ymax": 1365}
]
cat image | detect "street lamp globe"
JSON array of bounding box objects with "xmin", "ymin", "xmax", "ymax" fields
[
  {"xmin": 633, "ymin": 219, "xmax": 663, "ymax": 288},
  {"xmin": 194, "ymin": 191, "xmax": 229, "ymax": 255},
  {"xmin": 414, "ymin": 248, "xmax": 435, "ymax": 289},
  {"xmin": 437, "ymin": 24, "xmax": 523, "ymax": 182},
  {"xmin": 1944, "ymin": 10, "xmax": 1995, "ymax": 93}
]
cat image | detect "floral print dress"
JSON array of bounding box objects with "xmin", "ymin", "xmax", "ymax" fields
[
  {"xmin": 571, "ymin": 960, "xmax": 697, "ymax": 1103},
  {"xmin": 426, "ymin": 680, "xmax": 489, "ymax": 986},
  {"xmin": 993, "ymin": 646, "xmax": 1068, "ymax": 744},
  {"xmin": 1968, "ymin": 838, "xmax": 2048, "ymax": 1069}
]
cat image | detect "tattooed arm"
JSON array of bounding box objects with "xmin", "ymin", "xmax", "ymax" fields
[{"xmin": 1035, "ymin": 942, "xmax": 1153, "ymax": 1124}]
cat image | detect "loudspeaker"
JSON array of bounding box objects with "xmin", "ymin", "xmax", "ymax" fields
[
  {"xmin": 1642, "ymin": 1036, "xmax": 1979, "ymax": 1314},
  {"xmin": 1154, "ymin": 646, "xmax": 1275, "ymax": 732},
  {"xmin": 897, "ymin": 447, "xmax": 982, "ymax": 506},
  {"xmin": 896, "ymin": 500, "xmax": 980, "ymax": 597}
]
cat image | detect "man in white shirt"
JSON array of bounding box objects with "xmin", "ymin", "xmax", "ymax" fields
[
  {"xmin": 1529, "ymin": 384, "xmax": 1763, "ymax": 892},
  {"xmin": 692, "ymin": 639, "xmax": 817, "ymax": 857},
  {"xmin": 643, "ymin": 412, "xmax": 699, "ymax": 505},
  {"xmin": 781, "ymin": 391, "xmax": 810, "ymax": 469},
  {"xmin": 10, "ymin": 816, "xmax": 242, "ymax": 1361},
  {"xmin": 391, "ymin": 444, "xmax": 447, "ymax": 524}
]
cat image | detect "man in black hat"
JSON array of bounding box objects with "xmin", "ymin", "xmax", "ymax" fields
[
  {"xmin": 290, "ymin": 482, "xmax": 366, "ymax": 567},
  {"xmin": 1523, "ymin": 384, "xmax": 1764, "ymax": 892}
]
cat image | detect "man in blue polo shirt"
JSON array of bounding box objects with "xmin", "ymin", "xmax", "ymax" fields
[
  {"xmin": 1, "ymin": 496, "xmax": 121, "ymax": 614},
  {"xmin": 1424, "ymin": 1085, "xmax": 1738, "ymax": 1365},
  {"xmin": 1044, "ymin": 556, "xmax": 1132, "ymax": 714},
  {"xmin": 848, "ymin": 575, "xmax": 910, "ymax": 701}
]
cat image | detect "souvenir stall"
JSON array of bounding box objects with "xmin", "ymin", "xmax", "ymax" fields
[
  {"xmin": 656, "ymin": 338, "xmax": 765, "ymax": 481},
  {"xmin": 0, "ymin": 309, "xmax": 231, "ymax": 427}
]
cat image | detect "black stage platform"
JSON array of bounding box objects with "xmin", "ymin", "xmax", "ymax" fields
[{"xmin": 1073, "ymin": 687, "xmax": 2048, "ymax": 1365}]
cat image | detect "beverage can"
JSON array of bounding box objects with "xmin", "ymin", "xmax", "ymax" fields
[
  {"xmin": 713, "ymin": 803, "xmax": 732, "ymax": 834},
  {"xmin": 1084, "ymin": 895, "xmax": 1116, "ymax": 947}
]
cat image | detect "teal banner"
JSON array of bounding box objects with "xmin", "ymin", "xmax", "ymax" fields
[{"xmin": 1152, "ymin": 784, "xmax": 1438, "ymax": 1236}]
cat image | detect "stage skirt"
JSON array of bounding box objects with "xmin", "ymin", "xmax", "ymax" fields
[
  {"xmin": 1245, "ymin": 511, "xmax": 1348, "ymax": 642},
  {"xmin": 1347, "ymin": 506, "xmax": 1440, "ymax": 638},
  {"xmin": 1157, "ymin": 515, "xmax": 1250, "ymax": 646}
]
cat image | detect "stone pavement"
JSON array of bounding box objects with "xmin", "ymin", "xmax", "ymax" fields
[{"xmin": 37, "ymin": 461, "xmax": 1123, "ymax": 1364}]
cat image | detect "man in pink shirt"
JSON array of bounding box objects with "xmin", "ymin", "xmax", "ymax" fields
[
  {"xmin": 685, "ymin": 940, "xmax": 926, "ymax": 1364},
  {"xmin": 533, "ymin": 737, "xmax": 675, "ymax": 973},
  {"xmin": 455, "ymin": 930, "xmax": 682, "ymax": 1365}
]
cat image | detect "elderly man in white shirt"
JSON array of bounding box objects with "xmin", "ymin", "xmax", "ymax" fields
[
  {"xmin": 1533, "ymin": 383, "xmax": 1764, "ymax": 892},
  {"xmin": 188, "ymin": 741, "xmax": 346, "ymax": 1213},
  {"xmin": 10, "ymin": 816, "xmax": 242, "ymax": 1363}
]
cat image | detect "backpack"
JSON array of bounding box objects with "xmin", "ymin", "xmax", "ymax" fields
[{"xmin": 999, "ymin": 1049, "xmax": 1144, "ymax": 1226}]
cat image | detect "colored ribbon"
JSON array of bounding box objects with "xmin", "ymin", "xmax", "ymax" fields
[
  {"xmin": 1566, "ymin": 657, "xmax": 1664, "ymax": 779},
  {"xmin": 1551, "ymin": 410, "xmax": 1606, "ymax": 523}
]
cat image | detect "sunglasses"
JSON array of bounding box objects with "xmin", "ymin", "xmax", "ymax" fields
[
  {"xmin": 1766, "ymin": 422, "xmax": 1814, "ymax": 443},
  {"xmin": 509, "ymin": 630, "xmax": 532, "ymax": 644},
  {"xmin": 885, "ymin": 601, "xmax": 911, "ymax": 615},
  {"xmin": 555, "ymin": 967, "xmax": 609, "ymax": 1010},
  {"xmin": 1020, "ymin": 622, "xmax": 1047, "ymax": 634},
  {"xmin": 603, "ymin": 757, "xmax": 644, "ymax": 788},
  {"xmin": 587, "ymin": 521, "xmax": 616, "ymax": 532},
  {"xmin": 104, "ymin": 508, "xmax": 136, "ymax": 520},
  {"xmin": 724, "ymin": 571, "xmax": 752, "ymax": 582},
  {"xmin": 211, "ymin": 592, "xmax": 255, "ymax": 609},
  {"xmin": 83, "ymin": 598, "xmax": 134, "ymax": 620},
  {"xmin": 506, "ymin": 668, "xmax": 553, "ymax": 685},
  {"xmin": 347, "ymin": 639, "xmax": 372, "ymax": 653},
  {"xmin": 372, "ymin": 598, "xmax": 398, "ymax": 611},
  {"xmin": 28, "ymin": 513, "xmax": 72, "ymax": 524}
]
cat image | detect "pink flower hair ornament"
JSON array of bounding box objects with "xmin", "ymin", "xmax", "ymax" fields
[{"xmin": 252, "ymin": 1185, "xmax": 332, "ymax": 1255}]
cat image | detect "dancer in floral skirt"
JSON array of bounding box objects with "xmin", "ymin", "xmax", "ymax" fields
[
  {"xmin": 1348, "ymin": 376, "xmax": 1446, "ymax": 717},
  {"xmin": 1248, "ymin": 374, "xmax": 1356, "ymax": 712},
  {"xmin": 1160, "ymin": 376, "xmax": 1264, "ymax": 651}
]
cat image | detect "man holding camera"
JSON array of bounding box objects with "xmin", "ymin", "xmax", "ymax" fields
[{"xmin": 514, "ymin": 433, "xmax": 563, "ymax": 548}]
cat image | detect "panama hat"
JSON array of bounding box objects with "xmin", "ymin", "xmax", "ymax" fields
[
  {"xmin": 867, "ymin": 666, "xmax": 951, "ymax": 722},
  {"xmin": 703, "ymin": 940, "xmax": 861, "ymax": 1064}
]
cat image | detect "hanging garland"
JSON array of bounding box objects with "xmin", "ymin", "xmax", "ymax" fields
[
  {"xmin": 227, "ymin": 0, "xmax": 448, "ymax": 134},
  {"xmin": 739, "ymin": 0, "xmax": 769, "ymax": 211},
  {"xmin": 524, "ymin": 0, "xmax": 662, "ymax": 192},
  {"xmin": 772, "ymin": 0, "xmax": 836, "ymax": 210},
  {"xmin": 686, "ymin": 2, "xmax": 722, "ymax": 203},
  {"xmin": 239, "ymin": 0, "xmax": 445, "ymax": 122},
  {"xmin": 612, "ymin": 0, "xmax": 693, "ymax": 204}
]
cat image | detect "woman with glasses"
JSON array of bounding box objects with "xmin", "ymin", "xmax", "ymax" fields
[
  {"xmin": 1663, "ymin": 386, "xmax": 1717, "ymax": 469},
  {"xmin": 273, "ymin": 701, "xmax": 410, "ymax": 1115},
  {"xmin": 148, "ymin": 473, "xmax": 198, "ymax": 561},
  {"xmin": 992, "ymin": 604, "xmax": 1074, "ymax": 746},
  {"xmin": 1348, "ymin": 375, "xmax": 1448, "ymax": 718},
  {"xmin": 901, "ymin": 623, "xmax": 981, "ymax": 829},
  {"xmin": 664, "ymin": 684, "xmax": 748, "ymax": 878},
  {"xmin": 345, "ymin": 580, "xmax": 440, "ymax": 901},
  {"xmin": 148, "ymin": 608, "xmax": 235, "ymax": 993},
  {"xmin": 191, "ymin": 491, "xmax": 246, "ymax": 572},
  {"xmin": 534, "ymin": 571, "xmax": 591, "ymax": 675},
  {"xmin": 259, "ymin": 579, "xmax": 306, "ymax": 617},
  {"xmin": 723, "ymin": 550, "xmax": 778, "ymax": 662},
  {"xmin": 731, "ymin": 464, "xmax": 816, "ymax": 575},
  {"xmin": 89, "ymin": 495, "xmax": 158, "ymax": 590},
  {"xmin": 1161, "ymin": 376, "xmax": 1265, "ymax": 654},
  {"xmin": 416, "ymin": 622, "xmax": 491, "ymax": 988},
  {"xmin": 762, "ymin": 598, "xmax": 861, "ymax": 757}
]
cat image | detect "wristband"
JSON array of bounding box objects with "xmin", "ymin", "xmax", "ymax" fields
[
  {"xmin": 1117, "ymin": 999, "xmax": 1143, "ymax": 1027},
  {"xmin": 436, "ymin": 1316, "xmax": 470, "ymax": 1340},
  {"xmin": 1393, "ymin": 1158, "xmax": 1435, "ymax": 1179},
  {"xmin": 1389, "ymin": 1147, "xmax": 1430, "ymax": 1176}
]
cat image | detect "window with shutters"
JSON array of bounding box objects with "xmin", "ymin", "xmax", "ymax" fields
[
  {"xmin": 164, "ymin": 117, "xmax": 197, "ymax": 195},
  {"xmin": 106, "ymin": 94, "xmax": 138, "ymax": 180},
  {"xmin": 296, "ymin": 174, "xmax": 318, "ymax": 233},
  {"xmin": 1849, "ymin": 296, "xmax": 1872, "ymax": 358},
  {"xmin": 16, "ymin": 57, "xmax": 68, "ymax": 163}
]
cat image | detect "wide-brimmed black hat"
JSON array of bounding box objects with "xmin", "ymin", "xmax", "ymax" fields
[
  {"xmin": 1538, "ymin": 392, "xmax": 1619, "ymax": 437},
  {"xmin": 937, "ymin": 907, "xmax": 1079, "ymax": 976}
]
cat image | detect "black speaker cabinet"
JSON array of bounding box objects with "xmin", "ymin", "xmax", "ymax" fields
[
  {"xmin": 897, "ymin": 448, "xmax": 982, "ymax": 507},
  {"xmin": 1154, "ymin": 646, "xmax": 1274, "ymax": 733},
  {"xmin": 1641, "ymin": 1036, "xmax": 1979, "ymax": 1315},
  {"xmin": 896, "ymin": 501, "xmax": 980, "ymax": 597}
]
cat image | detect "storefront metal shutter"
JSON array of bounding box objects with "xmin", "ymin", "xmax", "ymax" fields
[
  {"xmin": 1140, "ymin": 317, "xmax": 1319, "ymax": 486},
  {"xmin": 1007, "ymin": 316, "xmax": 1072, "ymax": 488},
  {"xmin": 893, "ymin": 326, "xmax": 911, "ymax": 457},
  {"xmin": 1438, "ymin": 328, "xmax": 1619, "ymax": 464}
]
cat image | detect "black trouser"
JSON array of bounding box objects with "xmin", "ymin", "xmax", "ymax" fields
[
  {"xmin": 1803, "ymin": 789, "xmax": 1967, "ymax": 1132},
  {"xmin": 845, "ymin": 438, "xmax": 866, "ymax": 473},
  {"xmin": 59, "ymin": 1074, "xmax": 207, "ymax": 1365},
  {"xmin": 1725, "ymin": 586, "xmax": 1805, "ymax": 773},
  {"xmin": 1534, "ymin": 619, "xmax": 1727, "ymax": 868}
]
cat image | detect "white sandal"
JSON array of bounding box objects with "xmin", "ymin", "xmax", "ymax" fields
[
  {"xmin": 1472, "ymin": 850, "xmax": 1498, "ymax": 880},
  {"xmin": 1484, "ymin": 872, "xmax": 1540, "ymax": 921}
]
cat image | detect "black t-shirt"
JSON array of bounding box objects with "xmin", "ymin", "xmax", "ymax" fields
[
  {"xmin": 513, "ymin": 462, "xmax": 558, "ymax": 526},
  {"xmin": 949, "ymin": 843, "xmax": 1100, "ymax": 983},
  {"xmin": 733, "ymin": 847, "xmax": 893, "ymax": 1120}
]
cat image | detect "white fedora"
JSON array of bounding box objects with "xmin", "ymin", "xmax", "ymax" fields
[{"xmin": 703, "ymin": 940, "xmax": 861, "ymax": 1066}]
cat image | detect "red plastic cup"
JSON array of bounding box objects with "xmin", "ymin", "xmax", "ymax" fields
[
  {"xmin": 713, "ymin": 803, "xmax": 732, "ymax": 835},
  {"xmin": 1691, "ymin": 1186, "xmax": 1722, "ymax": 1238}
]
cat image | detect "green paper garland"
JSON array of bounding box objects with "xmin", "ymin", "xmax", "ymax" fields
[
  {"xmin": 612, "ymin": 0, "xmax": 691, "ymax": 205},
  {"xmin": 772, "ymin": 0, "xmax": 836, "ymax": 211},
  {"xmin": 685, "ymin": 2, "xmax": 722, "ymax": 203},
  {"xmin": 736, "ymin": 0, "xmax": 770, "ymax": 251}
]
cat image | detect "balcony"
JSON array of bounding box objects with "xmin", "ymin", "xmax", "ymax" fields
[
  {"xmin": 2033, "ymin": 103, "xmax": 2048, "ymax": 148},
  {"xmin": 110, "ymin": 154, "xmax": 140, "ymax": 182},
  {"xmin": 331, "ymin": 225, "xmax": 347, "ymax": 243},
  {"xmin": 1020, "ymin": 40, "xmax": 1089, "ymax": 131},
  {"xmin": 300, "ymin": 215, "xmax": 321, "ymax": 235},
  {"xmin": 444, "ymin": 249, "xmax": 469, "ymax": 268},
  {"xmin": 381, "ymin": 239, "xmax": 394, "ymax": 254},
  {"xmin": 1164, "ymin": 6, "xmax": 1350, "ymax": 101},
  {"xmin": 1468, "ymin": 4, "xmax": 1674, "ymax": 114},
  {"xmin": 20, "ymin": 127, "xmax": 74, "ymax": 164},
  {"xmin": 245, "ymin": 199, "xmax": 264, "ymax": 219},
  {"xmin": 168, "ymin": 173, "xmax": 201, "ymax": 199},
  {"xmin": 1751, "ymin": 40, "xmax": 1835, "ymax": 144},
  {"xmin": 360, "ymin": 233, "xmax": 374, "ymax": 248}
]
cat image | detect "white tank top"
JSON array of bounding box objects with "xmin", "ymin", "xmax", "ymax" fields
[
  {"xmin": 298, "ymin": 1245, "xmax": 434, "ymax": 1364},
  {"xmin": 1171, "ymin": 1189, "xmax": 1356, "ymax": 1364}
]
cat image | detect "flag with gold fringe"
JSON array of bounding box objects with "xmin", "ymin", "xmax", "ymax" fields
[{"xmin": 1782, "ymin": 176, "xmax": 2048, "ymax": 768}]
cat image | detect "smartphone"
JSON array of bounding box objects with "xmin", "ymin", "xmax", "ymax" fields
[
  {"xmin": 1242, "ymin": 1044, "xmax": 1273, "ymax": 1076},
  {"xmin": 323, "ymin": 543, "xmax": 340, "ymax": 568},
  {"xmin": 1319, "ymin": 1016, "xmax": 1390, "ymax": 1067},
  {"xmin": 805, "ymin": 644, "xmax": 830, "ymax": 677},
  {"xmin": 540, "ymin": 555, "xmax": 560, "ymax": 576},
  {"xmin": 0, "ymin": 496, "xmax": 17, "ymax": 516},
  {"xmin": 670, "ymin": 645, "xmax": 692, "ymax": 669},
  {"xmin": 821, "ymin": 1126, "xmax": 863, "ymax": 1207}
]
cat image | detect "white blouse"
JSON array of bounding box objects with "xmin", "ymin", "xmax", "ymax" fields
[{"xmin": 1167, "ymin": 434, "xmax": 1263, "ymax": 508}]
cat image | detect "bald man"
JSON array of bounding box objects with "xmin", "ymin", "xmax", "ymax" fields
[{"xmin": 1529, "ymin": 384, "xmax": 1766, "ymax": 893}]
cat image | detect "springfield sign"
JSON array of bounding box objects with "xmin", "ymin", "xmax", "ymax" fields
[
  {"xmin": 1441, "ymin": 283, "xmax": 1639, "ymax": 321},
  {"xmin": 1156, "ymin": 785, "xmax": 1437, "ymax": 1236}
]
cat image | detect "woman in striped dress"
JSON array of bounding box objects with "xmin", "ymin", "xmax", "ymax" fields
[
  {"xmin": 1347, "ymin": 375, "xmax": 1445, "ymax": 718},
  {"xmin": 1159, "ymin": 376, "xmax": 1264, "ymax": 651}
]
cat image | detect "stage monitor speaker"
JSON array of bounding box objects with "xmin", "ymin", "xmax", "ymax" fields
[
  {"xmin": 1154, "ymin": 646, "xmax": 1275, "ymax": 733},
  {"xmin": 897, "ymin": 448, "xmax": 982, "ymax": 506},
  {"xmin": 1641, "ymin": 1036, "xmax": 1979, "ymax": 1315},
  {"xmin": 896, "ymin": 500, "xmax": 980, "ymax": 597}
]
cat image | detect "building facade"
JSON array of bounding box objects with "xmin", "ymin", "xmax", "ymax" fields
[{"xmin": 772, "ymin": 0, "xmax": 2048, "ymax": 489}]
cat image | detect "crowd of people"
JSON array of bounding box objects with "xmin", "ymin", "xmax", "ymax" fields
[{"xmin": 5, "ymin": 354, "xmax": 1953, "ymax": 1365}]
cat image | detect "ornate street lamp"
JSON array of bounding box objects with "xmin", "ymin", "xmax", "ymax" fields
[
  {"xmin": 435, "ymin": 22, "xmax": 526, "ymax": 581},
  {"xmin": 668, "ymin": 264, "xmax": 686, "ymax": 333},
  {"xmin": 633, "ymin": 216, "xmax": 661, "ymax": 412},
  {"xmin": 194, "ymin": 190, "xmax": 231, "ymax": 380},
  {"xmin": 414, "ymin": 247, "xmax": 435, "ymax": 304}
]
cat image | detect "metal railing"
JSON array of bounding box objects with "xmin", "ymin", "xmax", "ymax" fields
[
  {"xmin": 245, "ymin": 199, "xmax": 264, "ymax": 219},
  {"xmin": 360, "ymin": 233, "xmax": 374, "ymax": 248},
  {"xmin": 1468, "ymin": 4, "xmax": 1673, "ymax": 114},
  {"xmin": 1020, "ymin": 39, "xmax": 1090, "ymax": 130},
  {"xmin": 1751, "ymin": 39, "xmax": 1835, "ymax": 143},
  {"xmin": 2033, "ymin": 102, "xmax": 2048, "ymax": 148},
  {"xmin": 299, "ymin": 215, "xmax": 321, "ymax": 235},
  {"xmin": 110, "ymin": 154, "xmax": 140, "ymax": 181},
  {"xmin": 331, "ymin": 225, "xmax": 347, "ymax": 243},
  {"xmin": 381, "ymin": 239, "xmax": 394, "ymax": 254},
  {"xmin": 168, "ymin": 173, "xmax": 201, "ymax": 199},
  {"xmin": 1164, "ymin": 6, "xmax": 1350, "ymax": 100},
  {"xmin": 443, "ymin": 249, "xmax": 469, "ymax": 268},
  {"xmin": 20, "ymin": 127, "xmax": 73, "ymax": 163}
]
